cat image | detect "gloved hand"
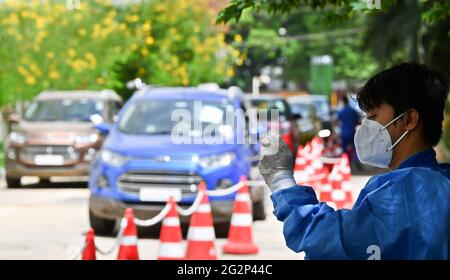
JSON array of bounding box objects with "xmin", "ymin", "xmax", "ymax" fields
[{"xmin": 259, "ymin": 134, "xmax": 296, "ymax": 193}]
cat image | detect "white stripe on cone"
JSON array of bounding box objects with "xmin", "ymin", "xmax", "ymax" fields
[
  {"xmin": 294, "ymin": 171, "xmax": 307, "ymax": 183},
  {"xmin": 320, "ymin": 183, "xmax": 332, "ymax": 192},
  {"xmin": 120, "ymin": 236, "xmax": 138, "ymax": 246},
  {"xmin": 230, "ymin": 213, "xmax": 253, "ymax": 226},
  {"xmin": 158, "ymin": 242, "xmax": 185, "ymax": 258},
  {"xmin": 162, "ymin": 217, "xmax": 180, "ymax": 227},
  {"xmin": 187, "ymin": 227, "xmax": 215, "ymax": 241},
  {"xmin": 236, "ymin": 193, "xmax": 250, "ymax": 202},
  {"xmin": 331, "ymin": 189, "xmax": 346, "ymax": 201},
  {"xmin": 197, "ymin": 204, "xmax": 211, "ymax": 213}
]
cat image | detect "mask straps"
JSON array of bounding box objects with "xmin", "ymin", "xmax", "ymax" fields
[
  {"xmin": 385, "ymin": 110, "xmax": 409, "ymax": 151},
  {"xmin": 382, "ymin": 110, "xmax": 407, "ymax": 129},
  {"xmin": 387, "ymin": 130, "xmax": 409, "ymax": 151}
]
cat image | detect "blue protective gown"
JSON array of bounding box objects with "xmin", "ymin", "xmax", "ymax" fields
[{"xmin": 271, "ymin": 148, "xmax": 450, "ymax": 259}]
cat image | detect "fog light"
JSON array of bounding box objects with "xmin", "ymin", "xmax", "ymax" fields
[{"xmin": 216, "ymin": 179, "xmax": 233, "ymax": 189}]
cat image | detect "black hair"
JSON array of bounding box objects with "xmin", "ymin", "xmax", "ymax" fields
[
  {"xmin": 342, "ymin": 95, "xmax": 349, "ymax": 105},
  {"xmin": 357, "ymin": 62, "xmax": 449, "ymax": 146}
]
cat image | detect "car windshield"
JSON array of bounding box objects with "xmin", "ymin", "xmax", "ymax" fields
[
  {"xmin": 250, "ymin": 99, "xmax": 288, "ymax": 116},
  {"xmin": 290, "ymin": 103, "xmax": 311, "ymax": 118},
  {"xmin": 118, "ymin": 99, "xmax": 232, "ymax": 136},
  {"xmin": 313, "ymin": 99, "xmax": 330, "ymax": 117},
  {"xmin": 24, "ymin": 98, "xmax": 104, "ymax": 122}
]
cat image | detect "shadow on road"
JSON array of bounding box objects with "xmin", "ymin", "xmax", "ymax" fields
[{"xmin": 19, "ymin": 180, "xmax": 88, "ymax": 189}]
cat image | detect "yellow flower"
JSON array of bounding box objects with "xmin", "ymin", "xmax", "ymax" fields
[
  {"xmin": 30, "ymin": 64, "xmax": 41, "ymax": 76},
  {"xmin": 234, "ymin": 34, "xmax": 243, "ymax": 43},
  {"xmin": 96, "ymin": 77, "xmax": 105, "ymax": 84},
  {"xmin": 74, "ymin": 13, "xmax": 83, "ymax": 22},
  {"xmin": 84, "ymin": 53, "xmax": 97, "ymax": 68},
  {"xmin": 35, "ymin": 17, "xmax": 46, "ymax": 29},
  {"xmin": 142, "ymin": 22, "xmax": 151, "ymax": 32},
  {"xmin": 226, "ymin": 68, "xmax": 234, "ymax": 78},
  {"xmin": 49, "ymin": 70, "xmax": 60, "ymax": 80},
  {"xmin": 6, "ymin": 28, "xmax": 15, "ymax": 35},
  {"xmin": 78, "ymin": 28, "xmax": 87, "ymax": 37},
  {"xmin": 145, "ymin": 36, "xmax": 154, "ymax": 45},
  {"xmin": 118, "ymin": 23, "xmax": 126, "ymax": 31},
  {"xmin": 17, "ymin": 66, "xmax": 28, "ymax": 76},
  {"xmin": 103, "ymin": 17, "xmax": 113, "ymax": 26},
  {"xmin": 130, "ymin": 43, "xmax": 138, "ymax": 51},
  {"xmin": 7, "ymin": 14, "xmax": 19, "ymax": 25},
  {"xmin": 141, "ymin": 48, "xmax": 149, "ymax": 56},
  {"xmin": 46, "ymin": 52, "xmax": 55, "ymax": 59},
  {"xmin": 68, "ymin": 48, "xmax": 77, "ymax": 58},
  {"xmin": 25, "ymin": 76, "xmax": 36, "ymax": 85},
  {"xmin": 126, "ymin": 14, "xmax": 139, "ymax": 23}
]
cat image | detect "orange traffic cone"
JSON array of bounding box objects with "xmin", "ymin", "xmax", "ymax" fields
[
  {"xmin": 185, "ymin": 182, "xmax": 217, "ymax": 260},
  {"xmin": 223, "ymin": 176, "xmax": 259, "ymax": 255},
  {"xmin": 319, "ymin": 162, "xmax": 339, "ymax": 209},
  {"xmin": 81, "ymin": 228, "xmax": 96, "ymax": 260},
  {"xmin": 117, "ymin": 208, "xmax": 139, "ymax": 260},
  {"xmin": 309, "ymin": 153, "xmax": 328, "ymax": 190},
  {"xmin": 294, "ymin": 145, "xmax": 308, "ymax": 184},
  {"xmin": 158, "ymin": 196, "xmax": 184, "ymax": 260},
  {"xmin": 321, "ymin": 157, "xmax": 353, "ymax": 210}
]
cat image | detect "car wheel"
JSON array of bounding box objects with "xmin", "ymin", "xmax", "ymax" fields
[
  {"xmin": 6, "ymin": 176, "xmax": 21, "ymax": 189},
  {"xmin": 89, "ymin": 210, "xmax": 115, "ymax": 235},
  {"xmin": 252, "ymin": 199, "xmax": 266, "ymax": 221}
]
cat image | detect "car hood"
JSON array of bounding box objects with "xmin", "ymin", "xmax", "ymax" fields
[
  {"xmin": 16, "ymin": 121, "xmax": 96, "ymax": 145},
  {"xmin": 104, "ymin": 132, "xmax": 236, "ymax": 158}
]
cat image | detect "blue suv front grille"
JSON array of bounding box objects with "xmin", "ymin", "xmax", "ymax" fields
[{"xmin": 117, "ymin": 170, "xmax": 202, "ymax": 196}]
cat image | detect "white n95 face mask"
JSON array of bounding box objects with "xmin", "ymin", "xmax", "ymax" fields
[{"xmin": 354, "ymin": 111, "xmax": 409, "ymax": 168}]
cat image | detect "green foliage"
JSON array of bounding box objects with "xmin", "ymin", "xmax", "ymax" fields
[
  {"xmin": 0, "ymin": 0, "xmax": 235, "ymax": 103},
  {"xmin": 227, "ymin": 8, "xmax": 378, "ymax": 90}
]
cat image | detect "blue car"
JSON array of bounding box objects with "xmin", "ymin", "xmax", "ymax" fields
[{"xmin": 88, "ymin": 86, "xmax": 266, "ymax": 235}]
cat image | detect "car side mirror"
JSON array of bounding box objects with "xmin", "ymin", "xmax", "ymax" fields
[
  {"xmin": 94, "ymin": 123, "xmax": 111, "ymax": 135},
  {"xmin": 8, "ymin": 113, "xmax": 20, "ymax": 124},
  {"xmin": 292, "ymin": 113, "xmax": 302, "ymax": 120}
]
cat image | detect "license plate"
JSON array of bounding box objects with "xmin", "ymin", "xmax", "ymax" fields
[
  {"xmin": 139, "ymin": 188, "xmax": 181, "ymax": 202},
  {"xmin": 34, "ymin": 155, "xmax": 64, "ymax": 166}
]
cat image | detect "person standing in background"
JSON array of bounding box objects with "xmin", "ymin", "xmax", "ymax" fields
[{"xmin": 337, "ymin": 95, "xmax": 360, "ymax": 163}]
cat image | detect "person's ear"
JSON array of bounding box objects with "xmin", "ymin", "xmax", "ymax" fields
[{"xmin": 404, "ymin": 109, "xmax": 420, "ymax": 130}]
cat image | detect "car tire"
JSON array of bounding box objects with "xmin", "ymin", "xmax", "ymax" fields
[
  {"xmin": 6, "ymin": 176, "xmax": 21, "ymax": 189},
  {"xmin": 89, "ymin": 210, "xmax": 115, "ymax": 235},
  {"xmin": 252, "ymin": 199, "xmax": 266, "ymax": 221}
]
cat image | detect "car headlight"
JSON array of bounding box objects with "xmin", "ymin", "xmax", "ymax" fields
[
  {"xmin": 101, "ymin": 149, "xmax": 128, "ymax": 167},
  {"xmin": 9, "ymin": 132, "xmax": 26, "ymax": 145},
  {"xmin": 199, "ymin": 152, "xmax": 235, "ymax": 169},
  {"xmin": 75, "ymin": 133, "xmax": 99, "ymax": 145}
]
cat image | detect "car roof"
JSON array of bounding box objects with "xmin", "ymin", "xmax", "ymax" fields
[
  {"xmin": 287, "ymin": 94, "xmax": 327, "ymax": 103},
  {"xmin": 244, "ymin": 94, "xmax": 286, "ymax": 101},
  {"xmin": 131, "ymin": 86, "xmax": 239, "ymax": 102},
  {"xmin": 37, "ymin": 90, "xmax": 122, "ymax": 102}
]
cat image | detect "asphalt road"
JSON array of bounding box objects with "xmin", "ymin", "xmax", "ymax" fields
[{"xmin": 0, "ymin": 174, "xmax": 371, "ymax": 260}]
